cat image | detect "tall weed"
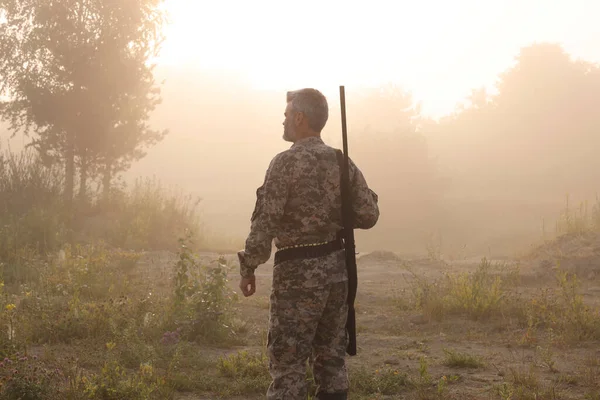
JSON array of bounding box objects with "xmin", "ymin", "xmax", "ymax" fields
[
  {"xmin": 99, "ymin": 177, "xmax": 202, "ymax": 251},
  {"xmin": 171, "ymin": 233, "xmax": 239, "ymax": 345},
  {"xmin": 411, "ymin": 258, "xmax": 512, "ymax": 321},
  {"xmin": 554, "ymin": 194, "xmax": 600, "ymax": 236},
  {"xmin": 0, "ymin": 148, "xmax": 66, "ymax": 263},
  {"xmin": 0, "ymin": 147, "xmax": 205, "ymax": 256}
]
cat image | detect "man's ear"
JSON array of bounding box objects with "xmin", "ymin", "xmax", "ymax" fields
[{"xmin": 294, "ymin": 111, "xmax": 304, "ymax": 126}]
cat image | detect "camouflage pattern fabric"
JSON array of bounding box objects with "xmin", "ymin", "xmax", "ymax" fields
[
  {"xmin": 238, "ymin": 136, "xmax": 379, "ymax": 280},
  {"xmin": 238, "ymin": 136, "xmax": 379, "ymax": 399},
  {"xmin": 267, "ymin": 280, "xmax": 349, "ymax": 399}
]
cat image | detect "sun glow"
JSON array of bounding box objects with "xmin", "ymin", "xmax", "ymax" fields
[
  {"xmin": 159, "ymin": 0, "xmax": 404, "ymax": 90},
  {"xmin": 159, "ymin": 0, "xmax": 600, "ymax": 117}
]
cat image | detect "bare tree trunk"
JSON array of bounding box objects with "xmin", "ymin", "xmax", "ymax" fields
[
  {"xmin": 78, "ymin": 148, "xmax": 88, "ymax": 204},
  {"xmin": 103, "ymin": 159, "xmax": 112, "ymax": 201},
  {"xmin": 64, "ymin": 130, "xmax": 75, "ymax": 209},
  {"xmin": 64, "ymin": 129, "xmax": 75, "ymax": 242}
]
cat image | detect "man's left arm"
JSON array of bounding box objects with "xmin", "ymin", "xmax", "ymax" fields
[
  {"xmin": 348, "ymin": 158, "xmax": 380, "ymax": 230},
  {"xmin": 238, "ymin": 153, "xmax": 290, "ymax": 279}
]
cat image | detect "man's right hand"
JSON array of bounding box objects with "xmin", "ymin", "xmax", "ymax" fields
[{"xmin": 240, "ymin": 275, "xmax": 256, "ymax": 297}]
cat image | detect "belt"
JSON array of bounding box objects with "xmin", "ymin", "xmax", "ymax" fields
[{"xmin": 274, "ymin": 238, "xmax": 344, "ymax": 265}]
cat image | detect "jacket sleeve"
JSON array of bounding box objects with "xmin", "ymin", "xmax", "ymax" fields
[
  {"xmin": 238, "ymin": 153, "xmax": 290, "ymax": 278},
  {"xmin": 349, "ymin": 159, "xmax": 379, "ymax": 229}
]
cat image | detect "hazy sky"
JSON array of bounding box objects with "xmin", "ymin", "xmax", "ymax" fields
[{"xmin": 160, "ymin": 0, "xmax": 599, "ymax": 117}]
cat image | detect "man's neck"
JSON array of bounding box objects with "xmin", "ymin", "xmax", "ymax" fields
[
  {"xmin": 295, "ymin": 131, "xmax": 320, "ymax": 141},
  {"xmin": 292, "ymin": 135, "xmax": 322, "ymax": 146}
]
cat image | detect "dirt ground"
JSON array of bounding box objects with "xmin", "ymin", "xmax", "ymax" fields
[{"xmin": 169, "ymin": 236, "xmax": 600, "ymax": 400}]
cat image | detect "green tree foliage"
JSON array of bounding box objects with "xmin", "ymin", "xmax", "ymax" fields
[{"xmin": 0, "ymin": 0, "xmax": 168, "ymax": 207}]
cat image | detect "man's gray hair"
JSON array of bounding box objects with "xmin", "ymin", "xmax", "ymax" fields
[{"xmin": 286, "ymin": 88, "xmax": 329, "ymax": 133}]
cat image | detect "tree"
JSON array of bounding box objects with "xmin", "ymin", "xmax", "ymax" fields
[{"xmin": 0, "ymin": 0, "xmax": 168, "ymax": 207}]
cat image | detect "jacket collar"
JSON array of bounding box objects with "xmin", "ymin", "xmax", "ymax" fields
[{"xmin": 291, "ymin": 136, "xmax": 323, "ymax": 147}]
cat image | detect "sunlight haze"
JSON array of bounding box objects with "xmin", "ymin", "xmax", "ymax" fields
[
  {"xmin": 3, "ymin": 1, "xmax": 600, "ymax": 395},
  {"xmin": 161, "ymin": 0, "xmax": 599, "ymax": 117},
  {"xmin": 2, "ymin": 0, "xmax": 600, "ymax": 259}
]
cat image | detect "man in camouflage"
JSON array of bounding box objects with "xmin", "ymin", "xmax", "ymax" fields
[{"xmin": 238, "ymin": 88, "xmax": 379, "ymax": 400}]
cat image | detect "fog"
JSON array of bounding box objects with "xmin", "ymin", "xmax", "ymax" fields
[
  {"xmin": 3, "ymin": 43, "xmax": 599, "ymax": 258},
  {"xmin": 129, "ymin": 43, "xmax": 600, "ymax": 258}
]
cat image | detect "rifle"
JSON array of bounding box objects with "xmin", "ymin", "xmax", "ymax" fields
[{"xmin": 337, "ymin": 85, "xmax": 358, "ymax": 356}]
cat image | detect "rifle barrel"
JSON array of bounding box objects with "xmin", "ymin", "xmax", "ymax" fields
[
  {"xmin": 339, "ymin": 85, "xmax": 358, "ymax": 356},
  {"xmin": 339, "ymin": 86, "xmax": 349, "ymax": 161}
]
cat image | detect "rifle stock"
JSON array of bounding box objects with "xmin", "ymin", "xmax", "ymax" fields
[{"xmin": 338, "ymin": 85, "xmax": 358, "ymax": 356}]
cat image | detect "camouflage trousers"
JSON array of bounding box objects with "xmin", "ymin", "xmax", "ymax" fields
[{"xmin": 266, "ymin": 280, "xmax": 349, "ymax": 400}]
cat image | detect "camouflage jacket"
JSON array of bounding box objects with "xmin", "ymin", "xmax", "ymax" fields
[{"xmin": 238, "ymin": 136, "xmax": 379, "ymax": 288}]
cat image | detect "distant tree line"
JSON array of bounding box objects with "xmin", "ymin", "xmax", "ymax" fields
[
  {"xmin": 346, "ymin": 43, "xmax": 600, "ymax": 251},
  {"xmin": 434, "ymin": 42, "xmax": 600, "ymax": 197}
]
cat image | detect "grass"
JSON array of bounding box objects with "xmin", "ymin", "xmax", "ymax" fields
[
  {"xmin": 0, "ymin": 234, "xmax": 247, "ymax": 399},
  {"xmin": 349, "ymin": 365, "xmax": 410, "ymax": 396},
  {"xmin": 404, "ymin": 254, "xmax": 600, "ymax": 347},
  {"xmin": 406, "ymin": 257, "xmax": 521, "ymax": 322},
  {"xmin": 442, "ymin": 348, "xmax": 485, "ymax": 369},
  {"xmin": 0, "ymin": 147, "xmax": 243, "ymax": 398}
]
